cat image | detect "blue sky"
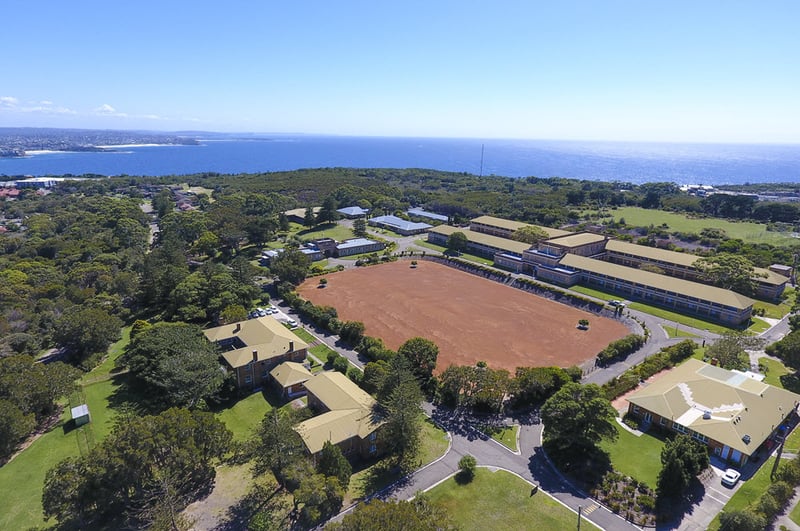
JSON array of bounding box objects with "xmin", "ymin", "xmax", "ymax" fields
[{"xmin": 2, "ymin": 1, "xmax": 798, "ymax": 142}]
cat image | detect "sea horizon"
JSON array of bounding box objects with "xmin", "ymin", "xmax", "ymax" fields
[{"xmin": 1, "ymin": 134, "xmax": 799, "ymax": 186}]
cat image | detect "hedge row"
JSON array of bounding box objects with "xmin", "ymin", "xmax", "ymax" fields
[
  {"xmin": 515, "ymin": 277, "xmax": 607, "ymax": 312},
  {"xmin": 602, "ymin": 340, "xmax": 695, "ymax": 401},
  {"xmin": 596, "ymin": 334, "xmax": 646, "ymax": 366}
]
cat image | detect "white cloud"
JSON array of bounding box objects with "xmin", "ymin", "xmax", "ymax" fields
[
  {"xmin": 0, "ymin": 96, "xmax": 75, "ymax": 115},
  {"xmin": 94, "ymin": 103, "xmax": 126, "ymax": 116},
  {"xmin": 0, "ymin": 96, "xmax": 19, "ymax": 108}
]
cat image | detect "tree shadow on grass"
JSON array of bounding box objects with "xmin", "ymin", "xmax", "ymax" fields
[
  {"xmin": 213, "ymin": 483, "xmax": 292, "ymax": 531},
  {"xmin": 106, "ymin": 373, "xmax": 161, "ymax": 416}
]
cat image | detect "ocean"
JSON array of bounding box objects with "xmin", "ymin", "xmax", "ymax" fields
[{"xmin": 1, "ymin": 136, "xmax": 799, "ymax": 185}]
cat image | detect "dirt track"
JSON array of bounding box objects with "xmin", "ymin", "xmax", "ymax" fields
[{"xmin": 298, "ymin": 261, "xmax": 629, "ymax": 373}]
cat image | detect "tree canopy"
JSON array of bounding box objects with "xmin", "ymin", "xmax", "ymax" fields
[
  {"xmin": 511, "ymin": 225, "xmax": 549, "ymax": 244},
  {"xmin": 656, "ymin": 434, "xmax": 709, "ymax": 499},
  {"xmin": 270, "ymin": 248, "xmax": 311, "ymax": 286},
  {"xmin": 540, "ymin": 382, "xmax": 617, "ymax": 459},
  {"xmin": 398, "ymin": 337, "xmax": 439, "ymax": 384},
  {"xmin": 42, "ymin": 408, "xmax": 231, "ymax": 529},
  {"xmin": 121, "ymin": 322, "xmax": 225, "ymax": 409},
  {"xmin": 445, "ymin": 231, "xmax": 468, "ymax": 254},
  {"xmin": 695, "ymin": 253, "xmax": 765, "ymax": 296}
]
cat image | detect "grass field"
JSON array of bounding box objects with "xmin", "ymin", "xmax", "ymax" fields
[
  {"xmin": 294, "ymin": 222, "xmax": 355, "ymax": 242},
  {"xmin": 662, "ymin": 324, "xmax": 700, "ymax": 338},
  {"xmin": 707, "ymin": 457, "xmax": 777, "ymax": 530},
  {"xmin": 0, "ymin": 328, "xmax": 134, "ymax": 530},
  {"xmin": 760, "ymin": 357, "xmax": 791, "ymax": 390},
  {"xmin": 425, "ymin": 468, "xmax": 600, "ymax": 531},
  {"xmin": 754, "ymin": 287, "xmax": 795, "ymax": 319},
  {"xmin": 592, "ymin": 206, "xmax": 797, "ymax": 246},
  {"xmin": 599, "ymin": 423, "xmax": 666, "ymax": 489},
  {"xmin": 482, "ymin": 425, "xmax": 519, "ymax": 452},
  {"xmin": 215, "ymin": 391, "xmax": 274, "ymax": 441}
]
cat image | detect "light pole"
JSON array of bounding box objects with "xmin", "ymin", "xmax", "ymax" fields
[{"xmin": 577, "ymin": 505, "xmax": 582, "ymax": 531}]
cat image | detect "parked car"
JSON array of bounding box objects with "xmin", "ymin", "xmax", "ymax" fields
[
  {"xmin": 721, "ymin": 468, "xmax": 741, "ymax": 487},
  {"xmin": 286, "ymin": 318, "xmax": 298, "ymax": 327},
  {"xmin": 609, "ymin": 300, "xmax": 622, "ymax": 307},
  {"xmin": 256, "ymin": 308, "xmax": 267, "ymax": 317}
]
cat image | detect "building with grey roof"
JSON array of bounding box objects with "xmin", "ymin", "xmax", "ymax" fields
[
  {"xmin": 337, "ymin": 206, "xmax": 369, "ymax": 218},
  {"xmin": 368, "ymin": 215, "xmax": 432, "ymax": 235}
]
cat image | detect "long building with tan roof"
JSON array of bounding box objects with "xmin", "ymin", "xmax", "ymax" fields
[
  {"xmin": 294, "ymin": 371, "xmax": 384, "ymax": 460},
  {"xmin": 204, "ymin": 317, "xmax": 308, "ymax": 390},
  {"xmin": 626, "ymin": 359, "xmax": 800, "ymax": 466}
]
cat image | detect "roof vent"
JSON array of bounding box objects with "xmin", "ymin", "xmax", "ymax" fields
[
  {"xmin": 743, "ymin": 434, "xmax": 751, "ymax": 444},
  {"xmin": 703, "ymin": 411, "xmax": 711, "ymax": 420}
]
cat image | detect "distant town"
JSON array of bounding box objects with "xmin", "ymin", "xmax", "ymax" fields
[{"xmin": 0, "ymin": 127, "xmax": 198, "ymax": 157}]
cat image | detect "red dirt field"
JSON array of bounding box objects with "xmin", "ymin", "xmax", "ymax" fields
[{"xmin": 297, "ymin": 261, "xmax": 629, "ymax": 373}]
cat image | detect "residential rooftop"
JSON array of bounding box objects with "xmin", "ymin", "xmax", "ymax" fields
[
  {"xmin": 627, "ymin": 359, "xmax": 800, "ymax": 457},
  {"xmin": 204, "ymin": 317, "xmax": 308, "ymax": 369},
  {"xmin": 294, "ymin": 371, "xmax": 383, "ymax": 454}
]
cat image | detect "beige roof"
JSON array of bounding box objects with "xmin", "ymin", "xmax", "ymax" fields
[
  {"xmin": 295, "ymin": 371, "xmax": 383, "ymax": 454},
  {"xmin": 284, "ymin": 207, "xmax": 320, "ymax": 218},
  {"xmin": 628, "ymin": 359, "xmax": 800, "ymax": 457},
  {"xmin": 605, "ymin": 240, "xmax": 787, "ymax": 287},
  {"xmin": 428, "ymin": 225, "xmax": 531, "ymax": 254},
  {"xmin": 559, "ymin": 254, "xmax": 754, "ymax": 310},
  {"xmin": 204, "ymin": 317, "xmax": 308, "ymax": 369},
  {"xmin": 544, "ymin": 232, "xmax": 606, "ymax": 248},
  {"xmin": 470, "ymin": 215, "xmax": 569, "ymax": 238},
  {"xmin": 270, "ymin": 361, "xmax": 312, "ymax": 387},
  {"xmin": 605, "ymin": 240, "xmax": 699, "ymax": 268},
  {"xmin": 755, "ymin": 267, "xmax": 789, "ymax": 286}
]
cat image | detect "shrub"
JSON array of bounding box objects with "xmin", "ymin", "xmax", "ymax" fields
[
  {"xmin": 457, "ymin": 455, "xmax": 477, "ymax": 483},
  {"xmin": 333, "ymin": 356, "xmax": 350, "ymax": 374}
]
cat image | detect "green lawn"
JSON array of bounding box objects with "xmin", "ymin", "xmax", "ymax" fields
[
  {"xmin": 593, "ymin": 206, "xmax": 797, "ymax": 246},
  {"xmin": 754, "ymin": 287, "xmax": 795, "ymax": 319},
  {"xmin": 215, "ymin": 391, "xmax": 275, "ymax": 441},
  {"xmin": 310, "ymin": 343, "xmax": 338, "ymax": 360},
  {"xmin": 425, "ymin": 468, "xmax": 600, "ymax": 531},
  {"xmin": 790, "ymin": 494, "xmax": 800, "ymax": 526},
  {"xmin": 662, "ymin": 324, "xmax": 700, "ymax": 338},
  {"xmin": 296, "ymin": 222, "xmax": 354, "ymax": 242},
  {"xmin": 707, "ymin": 457, "xmax": 777, "ymax": 530},
  {"xmin": 0, "ymin": 328, "xmax": 139, "ymax": 529},
  {"xmin": 760, "ymin": 357, "xmax": 791, "ymax": 390},
  {"xmin": 482, "ymin": 425, "xmax": 519, "ymax": 452},
  {"xmin": 569, "ymin": 285, "xmax": 620, "ymax": 302},
  {"xmin": 746, "ymin": 317, "xmax": 772, "ymax": 334},
  {"xmin": 419, "ymin": 418, "xmax": 450, "ymax": 465},
  {"xmin": 626, "ymin": 302, "xmax": 734, "ymax": 334},
  {"xmin": 599, "ymin": 422, "xmax": 666, "ymax": 489},
  {"xmin": 291, "ymin": 327, "xmax": 317, "ymax": 343}
]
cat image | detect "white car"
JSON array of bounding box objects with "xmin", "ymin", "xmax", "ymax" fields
[
  {"xmin": 286, "ymin": 318, "xmax": 298, "ymax": 327},
  {"xmin": 256, "ymin": 308, "xmax": 267, "ymax": 317},
  {"xmin": 721, "ymin": 468, "xmax": 741, "ymax": 487}
]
